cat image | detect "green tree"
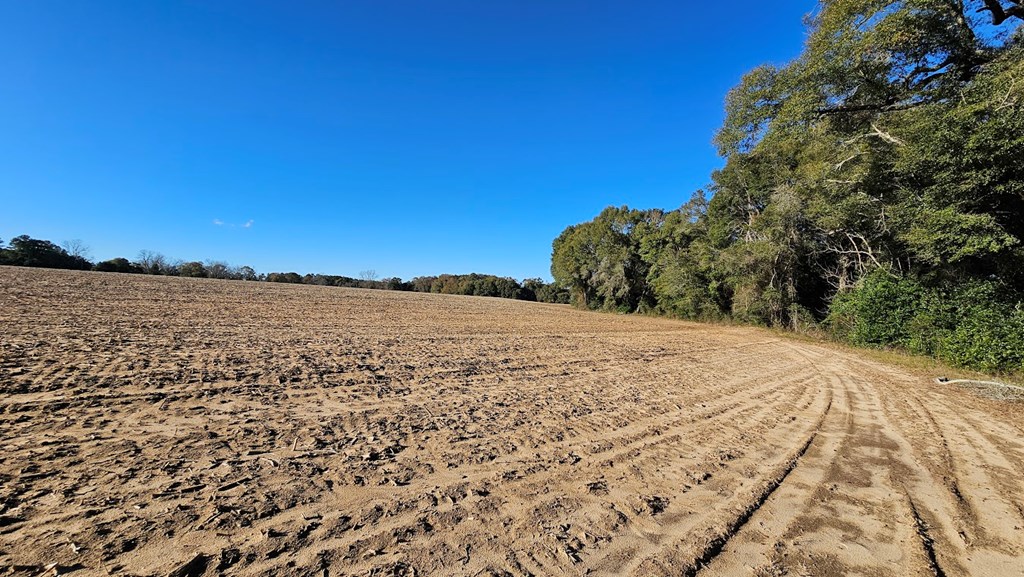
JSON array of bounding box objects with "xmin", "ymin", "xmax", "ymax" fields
[
  {"xmin": 551, "ymin": 1, "xmax": 1024, "ymax": 371},
  {"xmin": 178, "ymin": 261, "xmax": 209, "ymax": 278},
  {"xmin": 551, "ymin": 206, "xmax": 662, "ymax": 311},
  {"xmin": 267, "ymin": 272, "xmax": 302, "ymax": 283},
  {"xmin": 237, "ymin": 266, "xmax": 258, "ymax": 281},
  {"xmin": 94, "ymin": 257, "xmax": 142, "ymax": 273},
  {"xmin": 2, "ymin": 235, "xmax": 92, "ymax": 270}
]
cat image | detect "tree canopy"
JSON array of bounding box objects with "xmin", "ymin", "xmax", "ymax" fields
[
  {"xmin": 552, "ymin": 0, "xmax": 1024, "ymax": 372},
  {"xmin": 0, "ymin": 235, "xmax": 92, "ymax": 270}
]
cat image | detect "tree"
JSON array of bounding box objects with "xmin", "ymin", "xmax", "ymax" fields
[
  {"xmin": 267, "ymin": 272, "xmax": 302, "ymax": 283},
  {"xmin": 237, "ymin": 266, "xmax": 258, "ymax": 281},
  {"xmin": 705, "ymin": 0, "xmax": 1024, "ymax": 323},
  {"xmin": 521, "ymin": 278, "xmax": 544, "ymax": 301},
  {"xmin": 136, "ymin": 250, "xmax": 170, "ymax": 275},
  {"xmin": 551, "ymin": 207, "xmax": 663, "ymax": 311},
  {"xmin": 411, "ymin": 276, "xmax": 437, "ymax": 292},
  {"xmin": 205, "ymin": 261, "xmax": 231, "ymax": 279},
  {"xmin": 641, "ymin": 192, "xmax": 727, "ymax": 319},
  {"xmin": 61, "ymin": 239, "xmax": 91, "ymax": 261},
  {"xmin": 2, "ymin": 235, "xmax": 91, "ymax": 270},
  {"xmin": 94, "ymin": 257, "xmax": 141, "ymax": 273},
  {"xmin": 178, "ymin": 261, "xmax": 208, "ymax": 278},
  {"xmin": 522, "ymin": 278, "xmax": 570, "ymax": 304},
  {"xmin": 534, "ymin": 282, "xmax": 571, "ymax": 304},
  {"xmin": 384, "ymin": 277, "xmax": 410, "ymax": 291},
  {"xmin": 550, "ymin": 1, "xmax": 1024, "ymax": 370}
]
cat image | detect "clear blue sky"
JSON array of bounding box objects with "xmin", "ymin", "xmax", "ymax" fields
[{"xmin": 1, "ymin": 1, "xmax": 814, "ymax": 280}]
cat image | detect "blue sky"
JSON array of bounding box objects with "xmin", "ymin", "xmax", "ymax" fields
[{"xmin": 1, "ymin": 1, "xmax": 814, "ymax": 280}]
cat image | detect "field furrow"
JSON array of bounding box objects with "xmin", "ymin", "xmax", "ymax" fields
[{"xmin": 1, "ymin": 267, "xmax": 1022, "ymax": 576}]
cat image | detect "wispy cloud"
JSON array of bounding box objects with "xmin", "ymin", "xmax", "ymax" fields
[{"xmin": 212, "ymin": 218, "xmax": 254, "ymax": 229}]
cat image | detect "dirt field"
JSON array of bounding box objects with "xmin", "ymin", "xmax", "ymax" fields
[{"xmin": 1, "ymin": 266, "xmax": 1023, "ymax": 576}]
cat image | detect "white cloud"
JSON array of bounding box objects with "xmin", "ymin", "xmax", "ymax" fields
[{"xmin": 212, "ymin": 218, "xmax": 254, "ymax": 229}]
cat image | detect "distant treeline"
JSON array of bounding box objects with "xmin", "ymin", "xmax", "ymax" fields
[
  {"xmin": 271, "ymin": 271, "xmax": 569, "ymax": 303},
  {"xmin": 552, "ymin": 2, "xmax": 1024, "ymax": 374},
  {"xmin": 0, "ymin": 234, "xmax": 569, "ymax": 304}
]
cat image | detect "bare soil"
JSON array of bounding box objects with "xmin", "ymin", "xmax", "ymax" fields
[{"xmin": 1, "ymin": 266, "xmax": 1023, "ymax": 576}]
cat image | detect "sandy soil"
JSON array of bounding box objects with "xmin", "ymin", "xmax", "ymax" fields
[{"xmin": 1, "ymin": 266, "xmax": 1023, "ymax": 577}]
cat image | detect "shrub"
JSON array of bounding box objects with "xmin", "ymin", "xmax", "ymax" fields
[
  {"xmin": 828, "ymin": 271, "xmax": 1024, "ymax": 373},
  {"xmin": 826, "ymin": 271, "xmax": 923, "ymax": 348},
  {"xmin": 935, "ymin": 287, "xmax": 1024, "ymax": 373}
]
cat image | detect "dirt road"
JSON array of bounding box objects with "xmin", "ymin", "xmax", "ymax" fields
[{"xmin": 1, "ymin": 267, "xmax": 1022, "ymax": 576}]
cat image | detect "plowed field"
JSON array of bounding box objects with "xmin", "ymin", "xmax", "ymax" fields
[{"xmin": 2, "ymin": 266, "xmax": 1023, "ymax": 576}]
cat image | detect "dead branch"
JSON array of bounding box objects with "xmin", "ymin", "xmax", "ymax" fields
[
  {"xmin": 996, "ymin": 77, "xmax": 1019, "ymax": 111},
  {"xmin": 834, "ymin": 152, "xmax": 864, "ymax": 171},
  {"xmin": 977, "ymin": 0, "xmax": 1024, "ymax": 26},
  {"xmin": 870, "ymin": 123, "xmax": 905, "ymax": 146}
]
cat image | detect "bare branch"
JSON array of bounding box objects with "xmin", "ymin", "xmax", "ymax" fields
[
  {"xmin": 869, "ymin": 123, "xmax": 905, "ymax": 146},
  {"xmin": 61, "ymin": 239, "xmax": 90, "ymax": 260},
  {"xmin": 902, "ymin": 56, "xmax": 955, "ymax": 91},
  {"xmin": 813, "ymin": 98, "xmax": 928, "ymax": 116},
  {"xmin": 977, "ymin": 0, "xmax": 1024, "ymax": 25},
  {"xmin": 840, "ymin": 124, "xmax": 904, "ymax": 148},
  {"xmin": 996, "ymin": 77, "xmax": 1019, "ymax": 111},
  {"xmin": 834, "ymin": 152, "xmax": 865, "ymax": 171}
]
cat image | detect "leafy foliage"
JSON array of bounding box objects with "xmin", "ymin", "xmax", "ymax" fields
[
  {"xmin": 0, "ymin": 235, "xmax": 92, "ymax": 270},
  {"xmin": 94, "ymin": 257, "xmax": 142, "ymax": 273},
  {"xmin": 551, "ymin": 206, "xmax": 662, "ymax": 312},
  {"xmin": 552, "ymin": 1, "xmax": 1024, "ymax": 372}
]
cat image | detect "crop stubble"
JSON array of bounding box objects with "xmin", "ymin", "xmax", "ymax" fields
[{"xmin": 1, "ymin": 267, "xmax": 1023, "ymax": 576}]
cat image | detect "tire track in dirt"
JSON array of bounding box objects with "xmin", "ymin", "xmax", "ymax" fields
[
  {"xmin": 747, "ymin": 348, "xmax": 1024, "ymax": 577},
  {"xmin": 771, "ymin": 359, "xmax": 937, "ymax": 575},
  {"xmin": 502, "ymin": 369, "xmax": 828, "ymax": 576},
  {"xmin": 894, "ymin": 393, "xmax": 982, "ymax": 547},
  {"xmin": 674, "ymin": 343, "xmax": 1024, "ymax": 577},
  {"xmin": 696, "ymin": 373, "xmax": 848, "ymax": 577},
  {"xmin": 567, "ymin": 366, "xmax": 831, "ymax": 575},
  {"xmin": 907, "ymin": 492, "xmax": 948, "ymax": 577},
  {"xmin": 875, "ymin": 381, "xmax": 1024, "ymax": 574}
]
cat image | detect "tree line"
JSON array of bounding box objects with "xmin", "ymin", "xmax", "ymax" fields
[
  {"xmin": 267, "ymin": 270, "xmax": 568, "ymax": 302},
  {"xmin": 552, "ymin": 0, "xmax": 1024, "ymax": 373},
  {"xmin": 0, "ymin": 234, "xmax": 569, "ymax": 304}
]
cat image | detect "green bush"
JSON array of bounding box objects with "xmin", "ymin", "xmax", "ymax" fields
[
  {"xmin": 828, "ymin": 272, "xmax": 1024, "ymax": 373},
  {"xmin": 826, "ymin": 271, "xmax": 923, "ymax": 348},
  {"xmin": 937, "ymin": 295, "xmax": 1024, "ymax": 373}
]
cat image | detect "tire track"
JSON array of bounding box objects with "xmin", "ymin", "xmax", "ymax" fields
[
  {"xmin": 698, "ymin": 374, "xmax": 847, "ymax": 576},
  {"xmin": 908, "ymin": 492, "xmax": 949, "ymax": 577},
  {"xmin": 697, "ymin": 348, "xmax": 946, "ymax": 577},
  {"xmin": 583, "ymin": 369, "xmax": 831, "ymax": 575},
  {"xmin": 684, "ymin": 427, "xmax": 821, "ymax": 576}
]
